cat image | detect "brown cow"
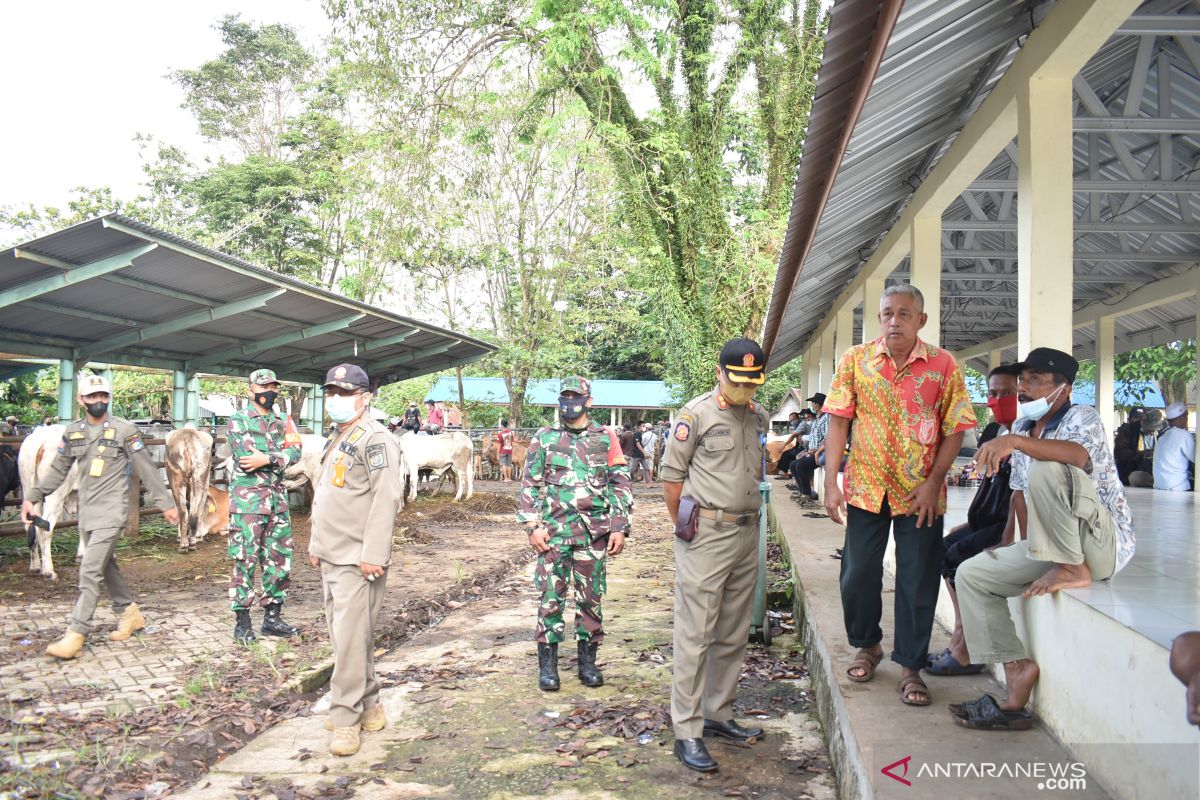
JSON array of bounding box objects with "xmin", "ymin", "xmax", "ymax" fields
[
  {"xmin": 765, "ymin": 433, "xmax": 798, "ymax": 476},
  {"xmin": 201, "ymin": 485, "xmax": 230, "ymax": 538},
  {"xmin": 165, "ymin": 427, "xmax": 214, "ymax": 552},
  {"xmin": 481, "ymin": 433, "xmax": 529, "ymax": 479}
]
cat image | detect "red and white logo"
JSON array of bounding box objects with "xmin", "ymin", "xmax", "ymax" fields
[
  {"xmin": 882, "ymin": 756, "xmax": 912, "ymax": 787},
  {"xmin": 742, "ymin": 353, "xmax": 755, "ymax": 367}
]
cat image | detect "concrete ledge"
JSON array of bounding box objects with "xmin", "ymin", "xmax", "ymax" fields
[{"xmin": 776, "ymin": 499, "xmax": 1112, "ymax": 799}]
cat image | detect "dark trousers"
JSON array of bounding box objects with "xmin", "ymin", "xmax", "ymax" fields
[
  {"xmin": 791, "ymin": 454, "xmax": 818, "ymax": 494},
  {"xmin": 840, "ymin": 497, "xmax": 944, "ymax": 669},
  {"xmin": 778, "ymin": 447, "xmax": 799, "ymax": 475}
]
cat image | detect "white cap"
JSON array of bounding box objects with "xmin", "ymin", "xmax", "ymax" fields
[
  {"xmin": 1165, "ymin": 402, "xmax": 1187, "ymax": 420},
  {"xmin": 77, "ymin": 374, "xmax": 112, "ymax": 396}
]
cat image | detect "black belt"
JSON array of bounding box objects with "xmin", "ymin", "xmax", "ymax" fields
[{"xmin": 697, "ymin": 507, "xmax": 758, "ymax": 525}]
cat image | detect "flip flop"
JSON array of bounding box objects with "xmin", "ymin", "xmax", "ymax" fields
[
  {"xmin": 924, "ymin": 648, "xmax": 950, "ymax": 668},
  {"xmin": 898, "ymin": 674, "xmax": 932, "ymax": 706},
  {"xmin": 951, "ymin": 694, "xmax": 1034, "ymax": 731},
  {"xmin": 846, "ymin": 648, "xmax": 882, "ymax": 683},
  {"xmin": 924, "ymin": 650, "xmax": 985, "ymax": 676}
]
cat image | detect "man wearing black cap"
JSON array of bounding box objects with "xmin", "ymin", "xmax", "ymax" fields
[
  {"xmin": 307, "ymin": 364, "xmax": 404, "ymax": 756},
  {"xmin": 786, "ymin": 393, "xmax": 829, "ymax": 499},
  {"xmin": 951, "ymin": 347, "xmax": 1136, "ymax": 731},
  {"xmin": 660, "ymin": 338, "xmax": 771, "ymax": 773}
]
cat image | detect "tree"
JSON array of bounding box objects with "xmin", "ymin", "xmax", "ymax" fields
[
  {"xmin": 1116, "ymin": 341, "xmax": 1196, "ymax": 406},
  {"xmin": 330, "ymin": 0, "xmax": 827, "ymax": 398}
]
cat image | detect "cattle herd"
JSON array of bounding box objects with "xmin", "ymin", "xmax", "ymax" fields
[{"xmin": 7, "ymin": 423, "xmax": 534, "ymax": 582}]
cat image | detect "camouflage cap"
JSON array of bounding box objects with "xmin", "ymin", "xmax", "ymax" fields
[
  {"xmin": 560, "ymin": 375, "xmax": 591, "ymax": 395},
  {"xmin": 249, "ymin": 368, "xmax": 279, "ymax": 386}
]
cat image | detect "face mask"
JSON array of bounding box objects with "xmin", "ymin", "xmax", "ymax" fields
[
  {"xmin": 254, "ymin": 390, "xmax": 279, "ymax": 410},
  {"xmin": 84, "ymin": 401, "xmax": 109, "ymax": 418},
  {"xmin": 1016, "ymin": 384, "xmax": 1065, "ymax": 423},
  {"xmin": 327, "ymin": 394, "xmax": 362, "ymax": 424},
  {"xmin": 723, "ymin": 383, "xmax": 757, "ymax": 406},
  {"xmin": 559, "ymin": 395, "xmax": 588, "ymax": 422},
  {"xmin": 986, "ymin": 395, "xmax": 1018, "ymax": 428}
]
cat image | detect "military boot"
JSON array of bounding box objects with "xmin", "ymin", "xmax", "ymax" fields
[
  {"xmin": 537, "ymin": 642, "xmax": 560, "ymax": 691},
  {"xmin": 261, "ymin": 603, "xmax": 300, "ymax": 637},
  {"xmin": 233, "ymin": 609, "xmax": 256, "ymax": 644},
  {"xmin": 577, "ymin": 640, "xmax": 603, "ymax": 687},
  {"xmin": 46, "ymin": 630, "xmax": 85, "ymax": 660},
  {"xmin": 109, "ymin": 603, "xmax": 145, "ymax": 641}
]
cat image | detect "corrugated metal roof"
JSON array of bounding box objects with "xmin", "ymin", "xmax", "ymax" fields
[
  {"xmin": 766, "ymin": 0, "xmax": 1200, "ymax": 370},
  {"xmin": 0, "ymin": 214, "xmax": 494, "ymax": 386},
  {"xmin": 426, "ymin": 377, "xmax": 680, "ymax": 409}
]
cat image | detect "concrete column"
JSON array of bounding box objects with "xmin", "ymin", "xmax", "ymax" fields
[
  {"xmin": 1017, "ymin": 74, "xmax": 1075, "ymax": 355},
  {"xmin": 185, "ymin": 375, "xmax": 201, "ymax": 426},
  {"xmin": 1096, "ymin": 316, "xmax": 1116, "ymax": 432},
  {"xmin": 57, "ymin": 359, "xmax": 77, "ymax": 422},
  {"xmin": 609, "ymin": 408, "xmax": 615, "ymax": 426},
  {"xmin": 172, "ymin": 370, "xmax": 187, "ymax": 428},
  {"xmin": 821, "ymin": 325, "xmax": 836, "ymax": 390},
  {"xmin": 989, "ymin": 350, "xmax": 1003, "ymax": 372},
  {"xmin": 835, "ymin": 308, "xmax": 854, "ymax": 364},
  {"xmin": 805, "ymin": 346, "xmax": 820, "ymax": 396},
  {"xmin": 910, "ymin": 215, "xmax": 942, "ymax": 346},
  {"xmin": 861, "ymin": 277, "xmax": 884, "ymax": 343}
]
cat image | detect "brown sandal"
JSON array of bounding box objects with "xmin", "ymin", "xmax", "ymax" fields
[
  {"xmin": 846, "ymin": 648, "xmax": 882, "ymax": 683},
  {"xmin": 898, "ymin": 674, "xmax": 932, "ymax": 706}
]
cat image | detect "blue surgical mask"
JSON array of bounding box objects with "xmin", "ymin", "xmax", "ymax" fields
[
  {"xmin": 1016, "ymin": 384, "xmax": 1065, "ymax": 423},
  {"xmin": 327, "ymin": 393, "xmax": 363, "ymax": 424}
]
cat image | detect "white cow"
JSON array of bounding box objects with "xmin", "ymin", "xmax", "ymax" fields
[
  {"xmin": 19, "ymin": 425, "xmax": 79, "ymax": 580},
  {"xmin": 164, "ymin": 427, "xmax": 215, "ymax": 552},
  {"xmin": 281, "ymin": 434, "xmax": 330, "ymax": 491},
  {"xmin": 398, "ymin": 430, "xmax": 473, "ymax": 502}
]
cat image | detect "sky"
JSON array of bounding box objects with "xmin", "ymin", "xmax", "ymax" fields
[{"xmin": 0, "ymin": 0, "xmax": 332, "ymax": 213}]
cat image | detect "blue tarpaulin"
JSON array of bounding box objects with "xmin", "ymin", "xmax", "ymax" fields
[{"xmin": 426, "ymin": 376, "xmax": 679, "ymax": 408}]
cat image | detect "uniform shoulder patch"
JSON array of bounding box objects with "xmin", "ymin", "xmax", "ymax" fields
[
  {"xmin": 674, "ymin": 422, "xmax": 691, "ymax": 442},
  {"xmin": 365, "ymin": 442, "xmax": 388, "ymax": 471},
  {"xmin": 348, "ymin": 427, "xmax": 367, "ymax": 444},
  {"xmin": 126, "ymin": 433, "xmax": 145, "ymax": 452}
]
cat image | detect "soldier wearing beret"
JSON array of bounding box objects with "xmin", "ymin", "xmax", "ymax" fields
[
  {"xmin": 308, "ymin": 364, "xmax": 404, "ymax": 757},
  {"xmin": 660, "ymin": 339, "xmax": 770, "ymax": 772}
]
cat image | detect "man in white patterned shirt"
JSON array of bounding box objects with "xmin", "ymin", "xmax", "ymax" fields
[{"xmin": 950, "ymin": 348, "xmax": 1135, "ymax": 731}]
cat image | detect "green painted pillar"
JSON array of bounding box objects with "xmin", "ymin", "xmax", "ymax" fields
[
  {"xmin": 185, "ymin": 375, "xmax": 201, "ymax": 426},
  {"xmin": 57, "ymin": 359, "xmax": 77, "ymax": 422},
  {"xmin": 312, "ymin": 385, "xmax": 325, "ymax": 432},
  {"xmin": 172, "ymin": 370, "xmax": 187, "ymax": 428}
]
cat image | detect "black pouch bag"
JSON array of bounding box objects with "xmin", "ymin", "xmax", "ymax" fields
[{"xmin": 674, "ymin": 496, "xmax": 700, "ymax": 542}]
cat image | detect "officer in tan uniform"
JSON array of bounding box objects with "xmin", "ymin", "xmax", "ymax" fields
[
  {"xmin": 660, "ymin": 338, "xmax": 770, "ymax": 773},
  {"xmin": 23, "ymin": 374, "xmax": 179, "ymax": 660},
  {"xmin": 307, "ymin": 364, "xmax": 404, "ymax": 757}
]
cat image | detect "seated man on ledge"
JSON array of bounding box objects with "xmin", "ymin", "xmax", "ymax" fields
[{"xmin": 951, "ymin": 348, "xmax": 1136, "ymax": 731}]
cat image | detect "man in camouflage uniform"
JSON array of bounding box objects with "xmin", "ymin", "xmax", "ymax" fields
[
  {"xmin": 517, "ymin": 375, "xmax": 633, "ymax": 691},
  {"xmin": 226, "ymin": 368, "xmax": 303, "ymax": 643}
]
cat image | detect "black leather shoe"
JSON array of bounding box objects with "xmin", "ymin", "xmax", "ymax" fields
[
  {"xmin": 261, "ymin": 603, "xmax": 300, "ymax": 637},
  {"xmin": 703, "ymin": 719, "xmax": 764, "ymax": 741},
  {"xmin": 537, "ymin": 642, "xmax": 560, "ymax": 691},
  {"xmin": 577, "ymin": 640, "xmax": 603, "ymax": 687},
  {"xmin": 674, "ymin": 738, "xmax": 718, "ymax": 772},
  {"xmin": 233, "ymin": 609, "xmax": 256, "ymax": 644}
]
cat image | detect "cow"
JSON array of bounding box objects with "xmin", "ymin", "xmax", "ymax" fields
[
  {"xmin": 0, "ymin": 445, "xmax": 19, "ymax": 509},
  {"xmin": 164, "ymin": 427, "xmax": 215, "ymax": 552},
  {"xmin": 281, "ymin": 434, "xmax": 330, "ymax": 492},
  {"xmin": 201, "ymin": 485, "xmax": 230, "ymax": 539},
  {"xmin": 480, "ymin": 433, "xmax": 529, "ymax": 479},
  {"xmin": 764, "ymin": 432, "xmax": 796, "ymax": 475},
  {"xmin": 19, "ymin": 424, "xmax": 79, "ymax": 580},
  {"xmin": 398, "ymin": 430, "xmax": 473, "ymax": 502}
]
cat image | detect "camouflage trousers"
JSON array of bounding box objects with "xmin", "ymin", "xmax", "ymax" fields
[
  {"xmin": 534, "ymin": 538, "xmax": 608, "ymax": 644},
  {"xmin": 228, "ymin": 511, "xmax": 293, "ymax": 611}
]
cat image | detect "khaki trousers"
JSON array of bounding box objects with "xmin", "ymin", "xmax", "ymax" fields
[
  {"xmin": 672, "ymin": 515, "xmax": 757, "ymax": 739},
  {"xmin": 69, "ymin": 527, "xmax": 133, "ymax": 635},
  {"xmin": 321, "ymin": 561, "xmax": 388, "ymax": 728},
  {"xmin": 958, "ymin": 461, "xmax": 1117, "ymax": 664}
]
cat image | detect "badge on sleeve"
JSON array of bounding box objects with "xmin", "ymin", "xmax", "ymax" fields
[
  {"xmin": 127, "ymin": 433, "xmax": 145, "ymax": 452},
  {"xmin": 674, "ymin": 422, "xmax": 691, "ymax": 442},
  {"xmin": 366, "ymin": 443, "xmax": 387, "ymax": 471}
]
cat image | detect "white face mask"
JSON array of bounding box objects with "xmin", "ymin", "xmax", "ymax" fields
[
  {"xmin": 327, "ymin": 393, "xmax": 363, "ymax": 424},
  {"xmin": 1016, "ymin": 383, "xmax": 1066, "ymax": 423}
]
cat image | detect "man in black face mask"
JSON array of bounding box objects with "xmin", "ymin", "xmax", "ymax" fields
[
  {"xmin": 24, "ymin": 374, "xmax": 179, "ymax": 660},
  {"xmin": 225, "ymin": 369, "xmax": 304, "ymax": 643},
  {"xmin": 517, "ymin": 376, "xmax": 633, "ymax": 693}
]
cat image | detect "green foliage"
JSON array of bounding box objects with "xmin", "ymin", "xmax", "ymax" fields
[{"xmin": 1115, "ymin": 340, "xmax": 1196, "ymax": 405}]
